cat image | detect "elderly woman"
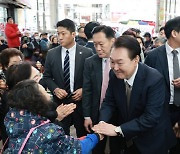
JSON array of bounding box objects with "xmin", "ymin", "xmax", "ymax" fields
[{"xmin": 4, "ymin": 80, "xmax": 103, "ymax": 153}]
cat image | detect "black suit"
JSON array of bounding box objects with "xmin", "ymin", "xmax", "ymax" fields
[
  {"xmin": 82, "ymin": 54, "xmax": 122, "ymax": 154},
  {"xmin": 82, "ymin": 54, "xmax": 102, "ymax": 124},
  {"xmin": 43, "ymin": 44, "xmax": 93, "ymax": 137},
  {"xmin": 100, "ymin": 63, "xmax": 176, "ymax": 153},
  {"xmin": 145, "ymin": 45, "xmax": 180, "ymax": 153}
]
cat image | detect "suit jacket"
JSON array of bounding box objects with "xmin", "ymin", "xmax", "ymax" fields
[
  {"xmin": 43, "ymin": 44, "xmax": 93, "ymax": 104},
  {"xmin": 100, "ymin": 63, "xmax": 176, "ymax": 153},
  {"xmin": 144, "ymin": 45, "xmax": 170, "ymax": 105},
  {"xmin": 82, "ymin": 54, "xmax": 102, "ymax": 124}
]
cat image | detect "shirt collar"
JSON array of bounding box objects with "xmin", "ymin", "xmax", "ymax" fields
[
  {"xmin": 62, "ymin": 43, "xmax": 76, "ymax": 53},
  {"xmin": 124, "ymin": 64, "xmax": 138, "ymax": 87},
  {"xmin": 166, "ymin": 42, "xmax": 180, "ymax": 55}
]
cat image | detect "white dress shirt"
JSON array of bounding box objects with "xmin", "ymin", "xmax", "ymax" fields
[
  {"xmin": 62, "ymin": 44, "xmax": 76, "ymax": 93},
  {"xmin": 165, "ymin": 42, "xmax": 180, "ymax": 104}
]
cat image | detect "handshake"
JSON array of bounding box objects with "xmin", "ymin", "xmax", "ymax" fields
[{"xmin": 85, "ymin": 121, "xmax": 120, "ymax": 141}]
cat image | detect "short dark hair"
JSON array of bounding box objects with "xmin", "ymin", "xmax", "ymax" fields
[
  {"xmin": 84, "ymin": 21, "xmax": 100, "ymax": 40},
  {"xmin": 6, "ymin": 62, "xmax": 32, "ymax": 90},
  {"xmin": 122, "ymin": 30, "xmax": 136, "ymax": 38},
  {"xmin": 0, "ymin": 48, "xmax": 24, "ymax": 71},
  {"xmin": 7, "ymin": 16, "xmax": 12, "ymax": 22},
  {"xmin": 114, "ymin": 35, "xmax": 141, "ymax": 60},
  {"xmin": 8, "ymin": 80, "xmax": 50, "ymax": 117},
  {"xmin": 164, "ymin": 16, "xmax": 180, "ymax": 39},
  {"xmin": 56, "ymin": 19, "xmax": 75, "ymax": 33},
  {"xmin": 91, "ymin": 25, "xmax": 115, "ymax": 39}
]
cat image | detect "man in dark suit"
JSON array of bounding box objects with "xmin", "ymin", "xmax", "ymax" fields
[
  {"xmin": 43, "ymin": 19, "xmax": 93, "ymax": 137},
  {"xmin": 82, "ymin": 25, "xmax": 115, "ymax": 153},
  {"xmin": 145, "ymin": 16, "xmax": 180, "ymax": 154},
  {"xmin": 84, "ymin": 21, "xmax": 100, "ymax": 54},
  {"xmin": 93, "ymin": 35, "xmax": 176, "ymax": 154}
]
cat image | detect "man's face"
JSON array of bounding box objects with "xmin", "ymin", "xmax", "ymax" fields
[
  {"xmin": 110, "ymin": 47, "xmax": 139, "ymax": 79},
  {"xmin": 159, "ymin": 30, "xmax": 166, "ymax": 38},
  {"xmin": 30, "ymin": 66, "xmax": 41, "ymax": 83},
  {"xmin": 93, "ymin": 32, "xmax": 115, "ymax": 58},
  {"xmin": 57, "ymin": 26, "xmax": 75, "ymax": 49}
]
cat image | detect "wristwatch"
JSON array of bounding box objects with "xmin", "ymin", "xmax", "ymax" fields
[{"xmin": 114, "ymin": 126, "xmax": 122, "ymax": 136}]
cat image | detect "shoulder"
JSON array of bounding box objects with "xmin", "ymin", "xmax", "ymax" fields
[
  {"xmin": 47, "ymin": 46, "xmax": 61, "ymax": 56},
  {"xmin": 77, "ymin": 44, "xmax": 93, "ymax": 54},
  {"xmin": 140, "ymin": 63, "xmax": 163, "ymax": 81},
  {"xmin": 146, "ymin": 45, "xmax": 165, "ymax": 58}
]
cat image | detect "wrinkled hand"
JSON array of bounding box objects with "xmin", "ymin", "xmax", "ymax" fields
[
  {"xmin": 0, "ymin": 79, "xmax": 7, "ymax": 89},
  {"xmin": 72, "ymin": 88, "xmax": 82, "ymax": 101},
  {"xmin": 56, "ymin": 103, "xmax": 76, "ymax": 121},
  {"xmin": 54, "ymin": 88, "xmax": 68, "ymax": 99},
  {"xmin": 84, "ymin": 118, "xmax": 93, "ymax": 133},
  {"xmin": 173, "ymin": 122, "xmax": 180, "ymax": 138},
  {"xmin": 172, "ymin": 78, "xmax": 180, "ymax": 88},
  {"xmin": 92, "ymin": 122, "xmax": 117, "ymax": 136}
]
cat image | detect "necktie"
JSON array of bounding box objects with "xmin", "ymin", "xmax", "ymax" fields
[
  {"xmin": 100, "ymin": 58, "xmax": 110, "ymax": 108},
  {"xmin": 172, "ymin": 50, "xmax": 180, "ymax": 106},
  {"xmin": 125, "ymin": 81, "xmax": 132, "ymax": 109},
  {"xmin": 64, "ymin": 50, "xmax": 70, "ymax": 94}
]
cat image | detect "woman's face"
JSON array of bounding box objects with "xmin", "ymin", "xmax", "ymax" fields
[
  {"xmin": 8, "ymin": 56, "xmax": 22, "ymax": 68},
  {"xmin": 38, "ymin": 84, "xmax": 51, "ymax": 101},
  {"xmin": 30, "ymin": 66, "xmax": 41, "ymax": 82}
]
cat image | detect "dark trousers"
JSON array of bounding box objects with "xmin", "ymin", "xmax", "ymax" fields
[
  {"xmin": 55, "ymin": 97, "xmax": 87, "ymax": 138},
  {"xmin": 169, "ymin": 104, "xmax": 180, "ymax": 154},
  {"xmin": 61, "ymin": 106, "xmax": 87, "ymax": 137}
]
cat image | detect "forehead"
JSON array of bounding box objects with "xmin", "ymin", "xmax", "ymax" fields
[
  {"xmin": 9, "ymin": 56, "xmax": 21, "ymax": 61},
  {"xmin": 93, "ymin": 32, "xmax": 109, "ymax": 41},
  {"xmin": 57, "ymin": 26, "xmax": 70, "ymax": 32},
  {"xmin": 110, "ymin": 47, "xmax": 129, "ymax": 60}
]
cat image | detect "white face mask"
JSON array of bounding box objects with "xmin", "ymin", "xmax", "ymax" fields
[{"xmin": 35, "ymin": 36, "xmax": 40, "ymax": 40}]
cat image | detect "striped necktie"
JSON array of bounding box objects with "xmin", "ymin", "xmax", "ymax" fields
[
  {"xmin": 172, "ymin": 50, "xmax": 180, "ymax": 106},
  {"xmin": 64, "ymin": 50, "xmax": 70, "ymax": 94}
]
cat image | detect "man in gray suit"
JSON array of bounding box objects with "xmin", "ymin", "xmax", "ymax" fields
[
  {"xmin": 82, "ymin": 25, "xmax": 116, "ymax": 153},
  {"xmin": 43, "ymin": 19, "xmax": 93, "ymax": 137}
]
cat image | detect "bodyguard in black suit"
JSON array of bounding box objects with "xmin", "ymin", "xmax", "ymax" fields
[
  {"xmin": 43, "ymin": 19, "xmax": 93, "ymax": 137},
  {"xmin": 145, "ymin": 16, "xmax": 180, "ymax": 154},
  {"xmin": 93, "ymin": 36, "xmax": 176, "ymax": 154}
]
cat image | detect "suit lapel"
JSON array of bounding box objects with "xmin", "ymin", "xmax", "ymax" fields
[
  {"xmin": 128, "ymin": 63, "xmax": 144, "ymax": 117},
  {"xmin": 74, "ymin": 44, "xmax": 83, "ymax": 82},
  {"xmin": 95, "ymin": 56, "xmax": 103, "ymax": 93},
  {"xmin": 57, "ymin": 46, "xmax": 64, "ymax": 81},
  {"xmin": 157, "ymin": 45, "xmax": 170, "ymax": 88}
]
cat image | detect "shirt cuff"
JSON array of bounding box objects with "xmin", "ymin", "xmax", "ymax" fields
[
  {"xmin": 84, "ymin": 117, "xmax": 91, "ymax": 120},
  {"xmin": 119, "ymin": 126, "xmax": 124, "ymax": 137}
]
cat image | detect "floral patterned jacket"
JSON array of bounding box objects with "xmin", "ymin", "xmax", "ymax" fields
[{"xmin": 4, "ymin": 108, "xmax": 98, "ymax": 154}]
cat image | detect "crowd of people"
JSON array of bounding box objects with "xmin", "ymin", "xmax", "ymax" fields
[{"xmin": 0, "ymin": 15, "xmax": 179, "ymax": 154}]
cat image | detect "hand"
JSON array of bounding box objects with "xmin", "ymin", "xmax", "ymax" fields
[
  {"xmin": 72, "ymin": 88, "xmax": 82, "ymax": 101},
  {"xmin": 172, "ymin": 78, "xmax": 180, "ymax": 88},
  {"xmin": 22, "ymin": 44, "xmax": 28, "ymax": 48},
  {"xmin": 56, "ymin": 103, "xmax": 76, "ymax": 121},
  {"xmin": 84, "ymin": 118, "xmax": 93, "ymax": 133},
  {"xmin": 92, "ymin": 122, "xmax": 117, "ymax": 136},
  {"xmin": 97, "ymin": 133, "xmax": 104, "ymax": 141},
  {"xmin": 54, "ymin": 88, "xmax": 68, "ymax": 99},
  {"xmin": 173, "ymin": 122, "xmax": 180, "ymax": 138},
  {"xmin": 0, "ymin": 79, "xmax": 7, "ymax": 89}
]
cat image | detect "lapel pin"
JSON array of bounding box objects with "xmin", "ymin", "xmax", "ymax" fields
[{"xmin": 79, "ymin": 52, "xmax": 82, "ymax": 54}]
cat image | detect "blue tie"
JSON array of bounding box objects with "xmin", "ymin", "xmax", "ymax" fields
[{"xmin": 64, "ymin": 50, "xmax": 70, "ymax": 94}]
